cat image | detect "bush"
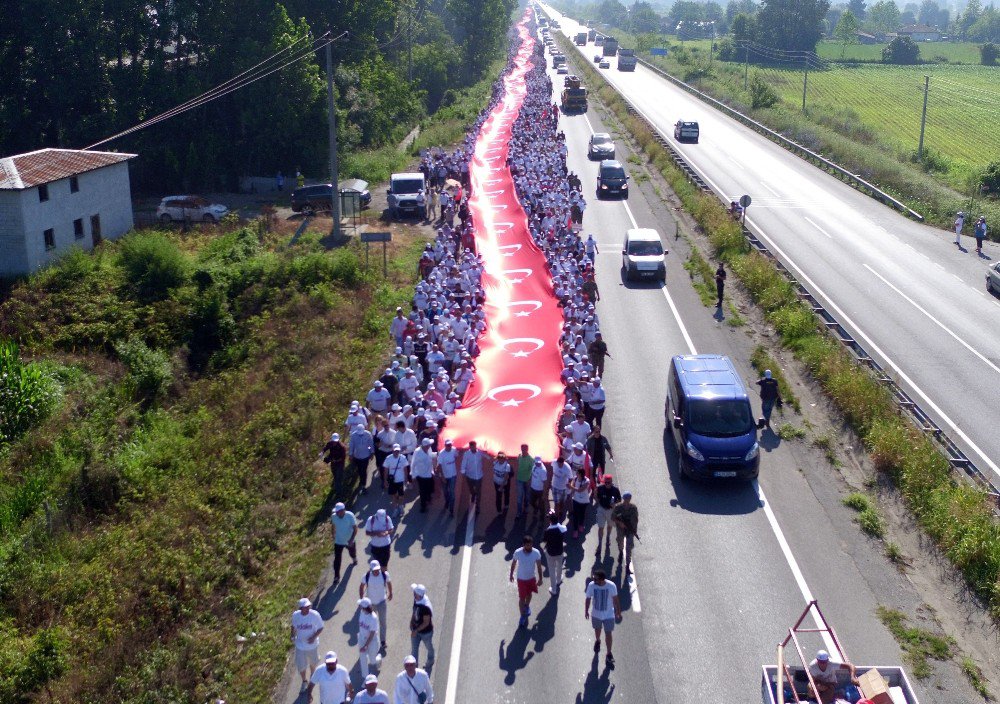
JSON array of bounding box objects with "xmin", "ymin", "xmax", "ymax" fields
[
  {"xmin": 118, "ymin": 233, "xmax": 189, "ymax": 301},
  {"xmin": 0, "ymin": 339, "xmax": 62, "ymax": 445},
  {"xmin": 748, "ymin": 71, "xmax": 779, "ymax": 109},
  {"xmin": 883, "ymin": 36, "xmax": 920, "ymax": 65},
  {"xmin": 186, "ymin": 287, "xmax": 237, "ymax": 370},
  {"xmin": 981, "ymin": 160, "xmax": 1000, "ymax": 194},
  {"xmin": 981, "ymin": 43, "xmax": 999, "ymax": 66},
  {"xmin": 716, "ymin": 37, "xmax": 738, "ymax": 62},
  {"xmin": 114, "ymin": 337, "xmax": 173, "ymax": 401}
]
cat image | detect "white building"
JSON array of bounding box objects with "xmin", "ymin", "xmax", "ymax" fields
[{"xmin": 1, "ymin": 148, "xmax": 137, "ymax": 278}]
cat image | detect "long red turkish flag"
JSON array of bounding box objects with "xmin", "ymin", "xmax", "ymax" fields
[{"xmin": 441, "ymin": 15, "xmax": 563, "ymax": 460}]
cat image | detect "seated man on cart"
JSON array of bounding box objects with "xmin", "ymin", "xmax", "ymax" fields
[{"xmin": 809, "ymin": 649, "xmax": 858, "ymax": 704}]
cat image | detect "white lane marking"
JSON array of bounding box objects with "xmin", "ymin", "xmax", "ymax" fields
[
  {"xmin": 804, "ymin": 217, "xmax": 833, "ymax": 239},
  {"xmin": 760, "ymin": 180, "xmax": 781, "ymax": 197},
  {"xmin": 864, "ymin": 264, "xmax": 1000, "ymax": 378},
  {"xmin": 660, "ymin": 285, "xmax": 697, "ymax": 356},
  {"xmin": 728, "ymin": 156, "xmax": 745, "ymax": 169},
  {"xmin": 443, "ymin": 514, "xmax": 475, "ymax": 704},
  {"xmin": 617, "ymin": 87, "xmax": 1000, "ymax": 481}
]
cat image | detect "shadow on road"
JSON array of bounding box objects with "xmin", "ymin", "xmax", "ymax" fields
[
  {"xmin": 576, "ymin": 653, "xmax": 616, "ymax": 704},
  {"xmin": 498, "ymin": 631, "xmax": 535, "ymax": 685},
  {"xmin": 662, "ymin": 430, "xmax": 761, "ymax": 515}
]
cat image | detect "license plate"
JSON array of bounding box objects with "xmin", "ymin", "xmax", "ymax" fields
[{"xmin": 714, "ymin": 471, "xmax": 737, "ymax": 478}]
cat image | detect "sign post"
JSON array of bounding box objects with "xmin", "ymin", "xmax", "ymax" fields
[
  {"xmin": 361, "ymin": 231, "xmax": 392, "ymax": 277},
  {"xmin": 739, "ymin": 194, "xmax": 752, "ymax": 229}
]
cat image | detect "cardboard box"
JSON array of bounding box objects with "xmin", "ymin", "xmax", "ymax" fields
[{"xmin": 858, "ymin": 669, "xmax": 892, "ymax": 704}]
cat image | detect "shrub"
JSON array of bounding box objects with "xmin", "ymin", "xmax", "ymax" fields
[
  {"xmin": 0, "ymin": 340, "xmax": 62, "ymax": 445},
  {"xmin": 114, "ymin": 337, "xmax": 173, "ymax": 401},
  {"xmin": 981, "ymin": 42, "xmax": 999, "ymax": 66},
  {"xmin": 186, "ymin": 287, "xmax": 237, "ymax": 370},
  {"xmin": 118, "ymin": 233, "xmax": 189, "ymax": 301},
  {"xmin": 981, "ymin": 160, "xmax": 1000, "ymax": 194},
  {"xmin": 716, "ymin": 37, "xmax": 738, "ymax": 62},
  {"xmin": 748, "ymin": 71, "xmax": 779, "ymax": 109},
  {"xmin": 883, "ymin": 36, "xmax": 920, "ymax": 65}
]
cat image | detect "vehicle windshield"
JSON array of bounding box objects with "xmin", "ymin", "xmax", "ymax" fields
[
  {"xmin": 592, "ymin": 136, "xmax": 612, "ymax": 147},
  {"xmin": 681, "ymin": 122, "xmax": 698, "ymax": 130},
  {"xmin": 628, "ymin": 241, "xmax": 663, "ymax": 256},
  {"xmin": 687, "ymin": 399, "xmax": 755, "ymax": 437},
  {"xmin": 392, "ymin": 179, "xmax": 424, "ymax": 194},
  {"xmin": 601, "ymin": 166, "xmax": 626, "ymax": 179}
]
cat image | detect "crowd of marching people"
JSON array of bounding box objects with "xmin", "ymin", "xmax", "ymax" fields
[{"xmin": 294, "ymin": 17, "xmax": 640, "ymax": 703}]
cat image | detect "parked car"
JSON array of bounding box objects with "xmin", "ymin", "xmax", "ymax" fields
[
  {"xmin": 598, "ymin": 59, "xmax": 610, "ymax": 69},
  {"xmin": 387, "ymin": 172, "xmax": 426, "ymax": 219},
  {"xmin": 987, "ymin": 261, "xmax": 1000, "ymax": 294},
  {"xmin": 674, "ymin": 120, "xmax": 700, "ymax": 143},
  {"xmin": 156, "ymin": 195, "xmax": 229, "ymax": 223},
  {"xmin": 596, "ymin": 159, "xmax": 628, "ymax": 199},
  {"xmin": 588, "ymin": 132, "xmax": 615, "ymax": 160},
  {"xmin": 593, "ymin": 53, "xmax": 602, "ymax": 63},
  {"xmin": 291, "ymin": 180, "xmax": 372, "ymax": 214}
]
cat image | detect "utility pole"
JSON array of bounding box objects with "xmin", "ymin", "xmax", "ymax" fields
[
  {"xmin": 917, "ymin": 75, "xmax": 929, "ymax": 161},
  {"xmin": 802, "ymin": 57, "xmax": 809, "ymax": 113},
  {"xmin": 325, "ymin": 35, "xmax": 342, "ymax": 240},
  {"xmin": 709, "ymin": 22, "xmax": 716, "ymax": 66},
  {"xmin": 407, "ymin": 1, "xmax": 413, "ymax": 84},
  {"xmin": 744, "ymin": 42, "xmax": 749, "ymax": 90}
]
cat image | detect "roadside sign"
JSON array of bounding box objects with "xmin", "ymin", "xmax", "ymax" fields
[
  {"xmin": 361, "ymin": 231, "xmax": 392, "ymax": 242},
  {"xmin": 739, "ymin": 194, "xmax": 752, "ymax": 208},
  {"xmin": 650, "ymin": 47, "xmax": 668, "ymax": 56}
]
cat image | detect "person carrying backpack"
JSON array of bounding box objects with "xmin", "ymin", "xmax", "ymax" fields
[{"xmin": 359, "ymin": 559, "xmax": 393, "ymax": 653}]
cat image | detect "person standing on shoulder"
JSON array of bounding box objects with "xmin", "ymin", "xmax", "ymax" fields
[
  {"xmin": 610, "ymin": 491, "xmax": 639, "ymax": 573},
  {"xmin": 585, "ymin": 569, "xmax": 621, "ymax": 668},
  {"xmin": 542, "ymin": 511, "xmax": 567, "ymax": 595},
  {"xmin": 395, "ymin": 656, "xmax": 434, "ymax": 704},
  {"xmin": 307, "ymin": 651, "xmax": 352, "ymax": 704},
  {"xmin": 359, "ymin": 559, "xmax": 392, "ymax": 653},
  {"xmin": 975, "ymin": 216, "xmax": 988, "ymax": 256},
  {"xmin": 330, "ymin": 502, "xmax": 357, "ymax": 586},
  {"xmin": 409, "ymin": 584, "xmax": 435, "ymax": 670},
  {"xmin": 350, "ymin": 424, "xmax": 376, "ymax": 494},
  {"xmin": 290, "ymin": 597, "xmax": 324, "ymax": 691},
  {"xmin": 715, "ymin": 263, "xmax": 727, "ymax": 308},
  {"xmin": 509, "ymin": 535, "xmax": 544, "ymax": 628},
  {"xmin": 355, "ymin": 674, "xmax": 390, "ymax": 704},
  {"xmin": 756, "ymin": 369, "xmax": 782, "ymax": 429},
  {"xmin": 594, "ymin": 474, "xmax": 621, "ymax": 557},
  {"xmin": 954, "ymin": 211, "xmax": 965, "ymax": 247}
]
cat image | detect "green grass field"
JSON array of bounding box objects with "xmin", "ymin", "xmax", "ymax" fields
[{"xmin": 816, "ymin": 39, "xmax": 986, "ymax": 64}]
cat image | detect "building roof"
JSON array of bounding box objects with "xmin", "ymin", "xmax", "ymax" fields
[
  {"xmin": 897, "ymin": 24, "xmax": 939, "ymax": 33},
  {"xmin": 0, "ymin": 148, "xmax": 136, "ymax": 190}
]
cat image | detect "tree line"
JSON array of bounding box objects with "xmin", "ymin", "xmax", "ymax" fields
[{"xmin": 0, "ymin": 0, "xmax": 517, "ymax": 192}]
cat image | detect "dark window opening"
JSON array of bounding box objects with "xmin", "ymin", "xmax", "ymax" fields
[
  {"xmin": 70, "ymin": 176, "xmax": 79, "ymax": 193},
  {"xmin": 43, "ymin": 228, "xmax": 55, "ymax": 250},
  {"xmin": 74, "ymin": 219, "xmax": 84, "ymax": 239},
  {"xmin": 38, "ymin": 184, "xmax": 49, "ymax": 202}
]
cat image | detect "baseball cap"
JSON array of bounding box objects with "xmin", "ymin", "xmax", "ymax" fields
[
  {"xmin": 334, "ymin": 502, "xmax": 346, "ymax": 512},
  {"xmin": 445, "ymin": 438, "xmax": 453, "ymax": 445},
  {"xmin": 324, "ymin": 651, "xmax": 338, "ymax": 664},
  {"xmin": 331, "ymin": 432, "xmax": 340, "ymax": 442},
  {"xmin": 603, "ymin": 474, "xmax": 613, "ymax": 483},
  {"xmin": 573, "ymin": 442, "xmax": 583, "ymax": 450},
  {"xmin": 421, "ymin": 438, "xmax": 432, "ymax": 446},
  {"xmin": 622, "ymin": 491, "xmax": 632, "ymax": 499},
  {"xmin": 392, "ymin": 443, "xmax": 401, "ymax": 451},
  {"xmin": 298, "ymin": 597, "xmax": 312, "ymax": 609},
  {"xmin": 358, "ymin": 597, "xmax": 373, "ymax": 608},
  {"xmin": 404, "ymin": 655, "xmax": 417, "ymax": 665},
  {"xmin": 411, "ymin": 583, "xmax": 427, "ymax": 597},
  {"xmin": 764, "ymin": 369, "xmax": 772, "ymax": 379},
  {"xmin": 365, "ymin": 674, "xmax": 379, "ymax": 685},
  {"xmin": 816, "ymin": 650, "xmax": 830, "ymax": 662},
  {"xmin": 370, "ymin": 559, "xmax": 381, "ymax": 569}
]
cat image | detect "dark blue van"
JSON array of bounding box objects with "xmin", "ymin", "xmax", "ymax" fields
[{"xmin": 665, "ymin": 354, "xmax": 760, "ymax": 480}]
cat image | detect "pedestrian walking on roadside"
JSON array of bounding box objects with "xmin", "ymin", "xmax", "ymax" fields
[
  {"xmin": 307, "ymin": 651, "xmax": 352, "ymax": 703},
  {"xmin": 492, "ymin": 451, "xmax": 513, "ymax": 513},
  {"xmin": 330, "ymin": 502, "xmax": 357, "ymax": 586},
  {"xmin": 437, "ymin": 438, "xmax": 459, "ymax": 516},
  {"xmin": 569, "ymin": 466, "xmax": 592, "ymax": 539},
  {"xmin": 395, "ymin": 656, "xmax": 434, "ymax": 704},
  {"xmin": 587, "ymin": 332, "xmax": 611, "ymax": 378},
  {"xmin": 594, "ymin": 475, "xmax": 621, "ymax": 557},
  {"xmin": 954, "ymin": 211, "xmax": 965, "ymax": 246},
  {"xmin": 756, "ymin": 369, "xmax": 782, "ymax": 429},
  {"xmin": 515, "ymin": 444, "xmax": 534, "ymax": 517},
  {"xmin": 975, "ymin": 216, "xmax": 988, "ymax": 256},
  {"xmin": 460, "ymin": 440, "xmax": 485, "ymax": 511},
  {"xmin": 409, "ymin": 584, "xmax": 435, "ymax": 669},
  {"xmin": 542, "ymin": 511, "xmax": 567, "ymax": 595},
  {"xmin": 322, "ymin": 433, "xmax": 347, "ymax": 491},
  {"xmin": 350, "ymin": 424, "xmax": 376, "ymax": 494},
  {"xmin": 610, "ymin": 491, "xmax": 639, "ymax": 573},
  {"xmin": 585, "ymin": 377, "xmax": 606, "ymax": 428},
  {"xmin": 383, "ymin": 444, "xmax": 410, "ymax": 518},
  {"xmin": 290, "ymin": 597, "xmax": 324, "ymax": 691},
  {"xmin": 411, "ymin": 439, "xmax": 437, "ymax": 512},
  {"xmin": 715, "ymin": 263, "xmax": 727, "ymax": 308},
  {"xmin": 587, "ymin": 426, "xmax": 614, "ymax": 480},
  {"xmin": 509, "ymin": 535, "xmax": 544, "ymax": 628},
  {"xmin": 357, "ymin": 597, "xmax": 381, "ymax": 677},
  {"xmin": 365, "ymin": 508, "xmax": 395, "ymax": 569},
  {"xmin": 276, "ymin": 171, "xmax": 285, "ymax": 192},
  {"xmin": 359, "ymin": 559, "xmax": 392, "ymax": 653},
  {"xmin": 355, "ymin": 674, "xmax": 390, "ymax": 704},
  {"xmin": 585, "ymin": 569, "xmax": 621, "ymax": 668},
  {"xmin": 529, "ymin": 456, "xmax": 550, "ymax": 519}
]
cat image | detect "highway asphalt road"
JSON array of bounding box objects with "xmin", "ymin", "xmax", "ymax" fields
[
  {"xmin": 543, "ymin": 6, "xmax": 1000, "ymax": 487},
  {"xmin": 277, "ymin": 22, "xmax": 984, "ymax": 702}
]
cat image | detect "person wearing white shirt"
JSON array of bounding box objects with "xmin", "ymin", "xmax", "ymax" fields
[
  {"xmin": 586, "ymin": 377, "xmax": 606, "ymax": 428},
  {"xmin": 549, "ymin": 457, "xmax": 572, "ymax": 519},
  {"xmin": 567, "ymin": 414, "xmax": 591, "ymax": 445},
  {"xmin": 436, "ymin": 439, "xmax": 459, "ymax": 515},
  {"xmin": 290, "ymin": 597, "xmax": 324, "ymax": 688},
  {"xmin": 365, "ymin": 508, "xmax": 395, "ymax": 569},
  {"xmin": 398, "ymin": 370, "xmax": 419, "ymax": 402},
  {"xmin": 359, "ymin": 559, "xmax": 393, "ymax": 650},
  {"xmin": 411, "ymin": 440, "xmax": 437, "ymax": 512},
  {"xmin": 366, "ymin": 382, "xmax": 391, "ymax": 415},
  {"xmin": 394, "ymin": 422, "xmax": 418, "ymax": 458},
  {"xmin": 354, "ymin": 674, "xmax": 390, "ymax": 704},
  {"xmin": 345, "ymin": 405, "xmax": 369, "ymax": 432},
  {"xmin": 460, "ymin": 441, "xmax": 485, "ymax": 509},
  {"xmin": 383, "ymin": 444, "xmax": 410, "ymax": 517},
  {"xmin": 395, "ymin": 656, "xmax": 434, "ymax": 704},
  {"xmin": 357, "ymin": 598, "xmax": 381, "ymax": 677},
  {"xmin": 453, "ymin": 363, "xmax": 473, "ymax": 397},
  {"xmin": 585, "ymin": 570, "xmax": 621, "ymax": 667},
  {"xmin": 529, "ymin": 457, "xmax": 550, "ymax": 517},
  {"xmin": 426, "ymin": 347, "xmax": 445, "ymax": 374},
  {"xmin": 390, "ymin": 309, "xmax": 409, "ymax": 347},
  {"xmin": 308, "ymin": 651, "xmax": 352, "ymax": 704}
]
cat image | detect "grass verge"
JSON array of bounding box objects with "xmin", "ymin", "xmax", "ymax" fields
[
  {"xmin": 876, "ymin": 607, "xmax": 953, "ymax": 679},
  {"xmin": 843, "ymin": 492, "xmax": 886, "ymax": 539},
  {"xmin": 559, "ymin": 29, "xmax": 1000, "ymax": 618}
]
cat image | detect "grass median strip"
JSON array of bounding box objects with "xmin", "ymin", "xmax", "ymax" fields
[{"xmin": 559, "ymin": 30, "xmax": 1000, "ymax": 619}]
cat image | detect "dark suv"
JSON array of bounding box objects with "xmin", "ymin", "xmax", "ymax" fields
[
  {"xmin": 596, "ymin": 160, "xmax": 629, "ymax": 199},
  {"xmin": 291, "ymin": 181, "xmax": 371, "ymax": 214}
]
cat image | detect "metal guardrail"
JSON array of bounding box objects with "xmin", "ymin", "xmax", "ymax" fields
[
  {"xmin": 577, "ymin": 24, "xmax": 925, "ymax": 222},
  {"xmin": 550, "ymin": 20, "xmax": 1000, "ymax": 507}
]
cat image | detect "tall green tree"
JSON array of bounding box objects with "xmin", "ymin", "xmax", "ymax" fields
[
  {"xmin": 755, "ymin": 0, "xmax": 830, "ymax": 51},
  {"xmin": 597, "ymin": 0, "xmax": 629, "ymax": 26},
  {"xmin": 834, "ymin": 9, "xmax": 860, "ymax": 57},
  {"xmin": 629, "ymin": 1, "xmax": 662, "ymax": 32},
  {"xmin": 847, "ymin": 0, "xmax": 867, "ymax": 20},
  {"xmin": 446, "ymin": 0, "xmax": 517, "ymax": 82},
  {"xmin": 867, "ymin": 0, "xmax": 901, "ymax": 34}
]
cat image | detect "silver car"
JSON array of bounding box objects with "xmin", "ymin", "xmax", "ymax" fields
[
  {"xmin": 156, "ymin": 195, "xmax": 229, "ymax": 223},
  {"xmin": 987, "ymin": 262, "xmax": 1000, "ymax": 294},
  {"xmin": 588, "ymin": 133, "xmax": 615, "ymax": 160}
]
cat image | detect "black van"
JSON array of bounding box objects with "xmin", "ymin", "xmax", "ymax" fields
[{"xmin": 596, "ymin": 160, "xmax": 629, "ymax": 199}]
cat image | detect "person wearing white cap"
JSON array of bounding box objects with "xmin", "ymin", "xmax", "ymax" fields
[
  {"xmin": 436, "ymin": 438, "xmax": 459, "ymax": 515},
  {"xmin": 360, "ymin": 559, "xmax": 393, "ymax": 651},
  {"xmin": 390, "ymin": 308, "xmax": 409, "ymax": 347},
  {"xmin": 549, "ymin": 456, "xmax": 572, "ymax": 520},
  {"xmin": 529, "ymin": 457, "xmax": 551, "ymax": 520},
  {"xmin": 321, "ymin": 432, "xmax": 347, "ymax": 492},
  {"xmin": 345, "ymin": 404, "xmax": 369, "ymax": 433},
  {"xmin": 354, "ymin": 673, "xmax": 390, "ymax": 704},
  {"xmin": 290, "ymin": 597, "xmax": 324, "ymax": 689},
  {"xmin": 395, "ymin": 655, "xmax": 433, "ymax": 704},
  {"xmin": 585, "ymin": 377, "xmax": 606, "ymax": 428},
  {"xmin": 357, "ymin": 597, "xmax": 381, "ymax": 677},
  {"xmin": 755, "ymin": 369, "xmax": 782, "ymax": 429},
  {"xmin": 367, "ymin": 381, "xmax": 391, "ymax": 415},
  {"xmin": 308, "ymin": 650, "xmax": 352, "ymax": 704},
  {"xmin": 383, "ymin": 442, "xmax": 410, "ymax": 518},
  {"xmin": 409, "ymin": 584, "xmax": 435, "ymax": 669},
  {"xmin": 365, "ymin": 508, "xmax": 395, "ymax": 569},
  {"xmin": 350, "ymin": 423, "xmax": 376, "ymax": 494},
  {"xmin": 459, "ymin": 440, "xmax": 485, "ymax": 510},
  {"xmin": 330, "ymin": 502, "xmax": 357, "ymax": 586},
  {"xmin": 807, "ymin": 649, "xmax": 858, "ymax": 703},
  {"xmin": 411, "ymin": 438, "xmax": 437, "ymax": 512}
]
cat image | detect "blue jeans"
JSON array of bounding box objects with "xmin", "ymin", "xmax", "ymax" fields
[
  {"xmin": 443, "ymin": 476, "xmax": 456, "ymax": 512},
  {"xmin": 517, "ymin": 480, "xmax": 530, "ymax": 513},
  {"xmin": 411, "ymin": 630, "xmax": 435, "ymax": 667},
  {"xmin": 761, "ymin": 397, "xmax": 776, "ymax": 424}
]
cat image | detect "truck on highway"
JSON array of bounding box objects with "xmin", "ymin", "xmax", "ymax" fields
[
  {"xmin": 762, "ymin": 601, "xmax": 921, "ymax": 704},
  {"xmin": 602, "ymin": 36, "xmax": 619, "ymax": 56},
  {"xmin": 575, "ymin": 31, "xmax": 588, "ymax": 45},
  {"xmin": 560, "ymin": 75, "xmax": 587, "ymax": 113},
  {"xmin": 588, "ymin": 29, "xmax": 597, "ymax": 41},
  {"xmin": 617, "ymin": 47, "xmax": 637, "ymax": 70}
]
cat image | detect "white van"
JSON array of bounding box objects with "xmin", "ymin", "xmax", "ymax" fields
[
  {"xmin": 622, "ymin": 228, "xmax": 666, "ymax": 282},
  {"xmin": 387, "ymin": 172, "xmax": 426, "ymax": 219}
]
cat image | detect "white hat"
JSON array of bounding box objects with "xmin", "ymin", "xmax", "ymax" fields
[
  {"xmin": 374, "ymin": 381, "xmax": 383, "ymax": 387},
  {"xmin": 369, "ymin": 559, "xmax": 381, "ymax": 569},
  {"xmin": 764, "ymin": 369, "xmax": 772, "ymax": 379},
  {"xmin": 404, "ymin": 655, "xmax": 417, "ymax": 665},
  {"xmin": 816, "ymin": 650, "xmax": 830, "ymax": 662},
  {"xmin": 573, "ymin": 442, "xmax": 583, "ymax": 450},
  {"xmin": 411, "ymin": 583, "xmax": 427, "ymax": 597},
  {"xmin": 298, "ymin": 597, "xmax": 312, "ymax": 609},
  {"xmin": 421, "ymin": 438, "xmax": 432, "ymax": 446},
  {"xmin": 333, "ymin": 502, "xmax": 346, "ymax": 512},
  {"xmin": 392, "ymin": 443, "xmax": 401, "ymax": 451},
  {"xmin": 324, "ymin": 651, "xmax": 338, "ymax": 664},
  {"xmin": 365, "ymin": 674, "xmax": 379, "ymax": 685},
  {"xmin": 444, "ymin": 438, "xmax": 453, "ymax": 445},
  {"xmin": 331, "ymin": 433, "xmax": 340, "ymax": 442},
  {"xmin": 358, "ymin": 597, "xmax": 373, "ymax": 608}
]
